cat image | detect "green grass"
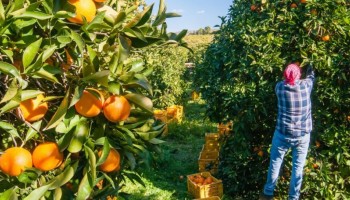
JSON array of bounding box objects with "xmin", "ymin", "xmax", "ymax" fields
[{"xmin": 118, "ymin": 99, "xmax": 218, "ymax": 200}]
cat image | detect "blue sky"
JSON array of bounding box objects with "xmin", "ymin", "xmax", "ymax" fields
[{"xmin": 144, "ymin": 0, "xmax": 232, "ymax": 32}]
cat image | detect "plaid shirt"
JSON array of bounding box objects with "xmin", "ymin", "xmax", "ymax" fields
[{"xmin": 275, "ymin": 69, "xmax": 315, "ymax": 137}]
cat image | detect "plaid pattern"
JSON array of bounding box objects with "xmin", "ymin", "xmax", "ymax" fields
[{"xmin": 275, "ymin": 70, "xmax": 315, "ymax": 137}]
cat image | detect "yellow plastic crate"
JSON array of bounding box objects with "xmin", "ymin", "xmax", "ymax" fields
[
  {"xmin": 217, "ymin": 122, "xmax": 232, "ymax": 135},
  {"xmin": 198, "ymin": 147, "xmax": 219, "ymax": 174},
  {"xmin": 194, "ymin": 196, "xmax": 221, "ymax": 200},
  {"xmin": 187, "ymin": 172, "xmax": 223, "ymax": 199}
]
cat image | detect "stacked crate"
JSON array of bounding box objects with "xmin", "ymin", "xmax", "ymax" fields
[
  {"xmin": 166, "ymin": 105, "xmax": 183, "ymax": 123},
  {"xmin": 198, "ymin": 133, "xmax": 220, "ymax": 175},
  {"xmin": 217, "ymin": 122, "xmax": 232, "ymax": 136}
]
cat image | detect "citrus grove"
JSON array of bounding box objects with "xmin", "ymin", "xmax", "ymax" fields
[
  {"xmin": 0, "ymin": 0, "xmax": 188, "ymax": 199},
  {"xmin": 194, "ymin": 0, "xmax": 350, "ymax": 199}
]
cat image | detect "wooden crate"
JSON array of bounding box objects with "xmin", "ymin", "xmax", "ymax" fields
[{"xmin": 187, "ymin": 172, "xmax": 223, "ymax": 199}]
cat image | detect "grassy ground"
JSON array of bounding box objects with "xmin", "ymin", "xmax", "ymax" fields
[{"xmin": 118, "ymin": 100, "xmax": 219, "ymax": 200}]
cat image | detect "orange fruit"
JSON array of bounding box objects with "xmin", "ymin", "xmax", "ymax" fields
[
  {"xmin": 311, "ymin": 9, "xmax": 317, "ymax": 15},
  {"xmin": 290, "ymin": 3, "xmax": 298, "ymax": 8},
  {"xmin": 103, "ymin": 95, "xmax": 131, "ymax": 122},
  {"xmin": 75, "ymin": 89, "xmax": 104, "ymax": 117},
  {"xmin": 0, "ymin": 147, "xmax": 32, "ymax": 176},
  {"xmin": 300, "ymin": 0, "xmax": 307, "ymax": 3},
  {"xmin": 250, "ymin": 5, "xmax": 257, "ymax": 11},
  {"xmin": 32, "ymin": 142, "xmax": 63, "ymax": 171},
  {"xmin": 20, "ymin": 94, "xmax": 48, "ymax": 122},
  {"xmin": 93, "ymin": 0, "xmax": 106, "ymax": 2},
  {"xmin": 258, "ymin": 150, "xmax": 264, "ymax": 157},
  {"xmin": 98, "ymin": 148, "xmax": 121, "ymax": 172},
  {"xmin": 322, "ymin": 35, "xmax": 330, "ymax": 41},
  {"xmin": 68, "ymin": 0, "xmax": 96, "ymax": 24},
  {"xmin": 315, "ymin": 141, "xmax": 321, "ymax": 148}
]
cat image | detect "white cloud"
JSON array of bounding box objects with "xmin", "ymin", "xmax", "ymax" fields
[
  {"xmin": 196, "ymin": 10, "xmax": 205, "ymax": 14},
  {"xmin": 171, "ymin": 9, "xmax": 184, "ymax": 13}
]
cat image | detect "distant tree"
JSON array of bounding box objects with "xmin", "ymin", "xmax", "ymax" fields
[{"xmin": 204, "ymin": 26, "xmax": 212, "ymax": 34}]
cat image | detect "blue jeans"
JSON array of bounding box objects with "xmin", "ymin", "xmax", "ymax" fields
[{"xmin": 263, "ymin": 130, "xmax": 310, "ymax": 200}]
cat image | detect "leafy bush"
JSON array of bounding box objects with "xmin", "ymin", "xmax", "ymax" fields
[
  {"xmin": 142, "ymin": 45, "xmax": 190, "ymax": 108},
  {"xmin": 195, "ymin": 0, "xmax": 350, "ymax": 199}
]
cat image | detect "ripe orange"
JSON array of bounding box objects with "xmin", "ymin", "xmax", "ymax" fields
[
  {"xmin": 0, "ymin": 147, "xmax": 32, "ymax": 176},
  {"xmin": 300, "ymin": 0, "xmax": 307, "ymax": 3},
  {"xmin": 32, "ymin": 142, "xmax": 63, "ymax": 171},
  {"xmin": 250, "ymin": 5, "xmax": 257, "ymax": 11},
  {"xmin": 103, "ymin": 95, "xmax": 131, "ymax": 122},
  {"xmin": 258, "ymin": 150, "xmax": 264, "ymax": 157},
  {"xmin": 75, "ymin": 89, "xmax": 104, "ymax": 117},
  {"xmin": 20, "ymin": 94, "xmax": 48, "ymax": 122},
  {"xmin": 322, "ymin": 35, "xmax": 330, "ymax": 41},
  {"xmin": 93, "ymin": 0, "xmax": 106, "ymax": 2},
  {"xmin": 311, "ymin": 9, "xmax": 317, "ymax": 15},
  {"xmin": 315, "ymin": 141, "xmax": 321, "ymax": 148},
  {"xmin": 290, "ymin": 3, "xmax": 298, "ymax": 8},
  {"xmin": 98, "ymin": 148, "xmax": 121, "ymax": 172},
  {"xmin": 68, "ymin": 0, "xmax": 96, "ymax": 24}
]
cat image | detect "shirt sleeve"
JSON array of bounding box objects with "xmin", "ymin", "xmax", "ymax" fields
[{"xmin": 305, "ymin": 66, "xmax": 315, "ymax": 90}]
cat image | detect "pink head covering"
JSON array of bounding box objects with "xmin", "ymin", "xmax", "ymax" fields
[{"xmin": 284, "ymin": 64, "xmax": 301, "ymax": 85}]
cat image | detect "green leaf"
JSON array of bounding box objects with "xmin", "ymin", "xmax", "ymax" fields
[
  {"xmin": 174, "ymin": 29, "xmax": 187, "ymax": 41},
  {"xmin": 24, "ymin": 167, "xmax": 74, "ymax": 200},
  {"xmin": 76, "ymin": 173, "xmax": 93, "ymax": 200},
  {"xmin": 53, "ymin": 188, "xmax": 62, "ymax": 200},
  {"xmin": 48, "ymin": 166, "xmax": 75, "ymax": 190},
  {"xmin": 124, "ymin": 28, "xmax": 147, "ymax": 42},
  {"xmin": 124, "ymin": 152, "xmax": 136, "ymax": 170},
  {"xmin": 0, "ymin": 79, "xmax": 18, "ymax": 104},
  {"xmin": 114, "ymin": 11, "xmax": 126, "ymax": 27},
  {"xmin": 0, "ymin": 1, "xmax": 5, "ymax": 26},
  {"xmin": 42, "ymin": 45, "xmax": 57, "ymax": 62},
  {"xmin": 24, "ymin": 120, "xmax": 42, "ymax": 143},
  {"xmin": 22, "ymin": 38, "xmax": 42, "ymax": 68},
  {"xmin": 70, "ymin": 30, "xmax": 84, "ymax": 55},
  {"xmin": 0, "ymin": 61, "xmax": 22, "ymax": 81},
  {"xmin": 67, "ymin": 122, "xmax": 89, "ymax": 153},
  {"xmin": 69, "ymin": 85, "xmax": 85, "ymax": 108},
  {"xmin": 81, "ymin": 70, "xmax": 109, "ymax": 86},
  {"xmin": 124, "ymin": 79, "xmax": 153, "ymax": 96},
  {"xmin": 0, "ymin": 187, "xmax": 18, "ymax": 200},
  {"xmin": 13, "ymin": 11, "xmax": 53, "ymax": 20},
  {"xmin": 118, "ymin": 35, "xmax": 131, "ymax": 64},
  {"xmin": 124, "ymin": 4, "xmax": 154, "ymax": 28},
  {"xmin": 96, "ymin": 138, "xmax": 110, "ymax": 166},
  {"xmin": 44, "ymin": 88, "xmax": 70, "ymax": 130},
  {"xmin": 87, "ymin": 45, "xmax": 100, "ymax": 74},
  {"xmin": 84, "ymin": 145, "xmax": 96, "ymax": 181},
  {"xmin": 135, "ymin": 130, "xmax": 161, "ymax": 141},
  {"xmin": 21, "ymin": 90, "xmax": 44, "ymax": 101},
  {"xmin": 129, "ymin": 36, "xmax": 162, "ymax": 48},
  {"xmin": 0, "ymin": 121, "xmax": 21, "ymax": 139},
  {"xmin": 149, "ymin": 138, "xmax": 165, "ymax": 144},
  {"xmin": 124, "ymin": 93, "xmax": 153, "ymax": 113},
  {"xmin": 33, "ymin": 67, "xmax": 59, "ymax": 83},
  {"xmin": 165, "ymin": 12, "xmax": 182, "ymax": 18}
]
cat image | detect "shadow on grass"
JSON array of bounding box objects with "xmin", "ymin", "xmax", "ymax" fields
[{"xmin": 120, "ymin": 100, "xmax": 218, "ymax": 200}]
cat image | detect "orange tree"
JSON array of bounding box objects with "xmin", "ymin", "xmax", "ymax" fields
[
  {"xmin": 0, "ymin": 0, "xmax": 187, "ymax": 199},
  {"xmin": 194, "ymin": 0, "xmax": 350, "ymax": 199}
]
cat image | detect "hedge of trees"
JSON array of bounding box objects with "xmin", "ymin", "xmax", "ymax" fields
[{"xmin": 194, "ymin": 0, "xmax": 350, "ymax": 199}]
